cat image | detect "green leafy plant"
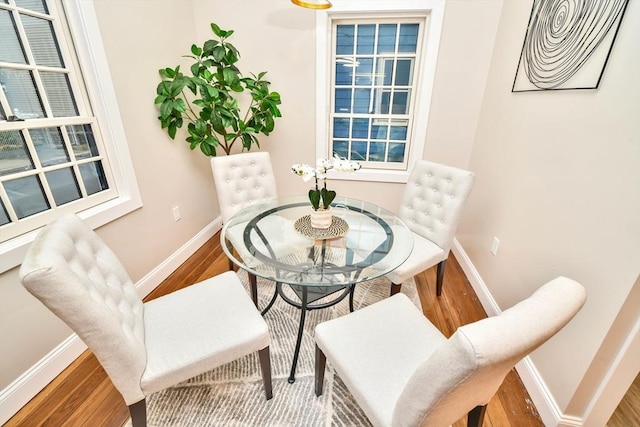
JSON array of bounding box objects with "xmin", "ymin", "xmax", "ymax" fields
[{"xmin": 154, "ymin": 23, "xmax": 282, "ymax": 156}]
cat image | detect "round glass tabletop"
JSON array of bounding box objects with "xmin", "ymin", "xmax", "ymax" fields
[{"xmin": 221, "ymin": 196, "xmax": 413, "ymax": 287}]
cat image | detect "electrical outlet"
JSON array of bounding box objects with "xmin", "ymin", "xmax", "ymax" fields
[
  {"xmin": 491, "ymin": 237, "xmax": 500, "ymax": 256},
  {"xmin": 172, "ymin": 205, "xmax": 181, "ymax": 221}
]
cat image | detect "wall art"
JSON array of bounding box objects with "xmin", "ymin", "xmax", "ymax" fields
[{"xmin": 512, "ymin": 0, "xmax": 630, "ymax": 92}]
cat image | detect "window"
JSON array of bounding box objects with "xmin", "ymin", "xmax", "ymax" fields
[
  {"xmin": 316, "ymin": 1, "xmax": 445, "ymax": 183},
  {"xmin": 0, "ymin": 0, "xmax": 141, "ymax": 272},
  {"xmin": 332, "ymin": 20, "xmax": 420, "ymax": 169}
]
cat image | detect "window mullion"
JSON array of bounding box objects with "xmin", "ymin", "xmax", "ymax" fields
[
  {"xmin": 31, "ymin": 70, "xmax": 54, "ymax": 118},
  {"xmin": 10, "ymin": 6, "xmax": 57, "ymax": 119},
  {"xmin": 13, "ymin": 5, "xmax": 52, "ymax": 20},
  {"xmin": 71, "ymin": 164, "xmax": 88, "ymax": 198},
  {"xmin": 37, "ymin": 169, "xmax": 56, "ymax": 208},
  {"xmin": 20, "ymin": 129, "xmax": 41, "ymax": 169},
  {"xmin": 368, "ymin": 24, "xmax": 379, "ymax": 117},
  {"xmin": 1, "ymin": 116, "xmax": 93, "ymax": 132},
  {"xmin": 59, "ymin": 124, "xmax": 89, "ymax": 198},
  {"xmin": 58, "ymin": 124, "xmax": 76, "ymax": 162},
  {"xmin": 0, "ymin": 86, "xmax": 11, "ymax": 117},
  {"xmin": 48, "ymin": 0, "xmax": 90, "ymax": 117},
  {"xmin": 11, "ymin": 7, "xmax": 36, "ymax": 67},
  {"xmin": 21, "ymin": 129, "xmax": 58, "ymax": 209},
  {"xmin": 0, "ymin": 185, "xmax": 19, "ymax": 223},
  {"xmin": 389, "ymin": 24, "xmax": 399, "ymax": 120}
]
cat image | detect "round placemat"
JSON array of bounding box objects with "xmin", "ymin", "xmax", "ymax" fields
[{"xmin": 294, "ymin": 215, "xmax": 349, "ymax": 239}]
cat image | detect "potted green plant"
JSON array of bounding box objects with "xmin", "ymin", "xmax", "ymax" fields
[
  {"xmin": 291, "ymin": 157, "xmax": 361, "ymax": 229},
  {"xmin": 154, "ymin": 23, "xmax": 282, "ymax": 156}
]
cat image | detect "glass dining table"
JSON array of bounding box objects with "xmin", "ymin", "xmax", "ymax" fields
[{"xmin": 221, "ymin": 195, "xmax": 414, "ymax": 383}]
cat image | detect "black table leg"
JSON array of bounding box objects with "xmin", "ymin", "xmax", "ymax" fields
[
  {"xmin": 249, "ymin": 273, "xmax": 258, "ymax": 307},
  {"xmin": 261, "ymin": 284, "xmax": 279, "ymax": 316},
  {"xmin": 288, "ymin": 287, "xmax": 308, "ymax": 383},
  {"xmin": 348, "ymin": 284, "xmax": 355, "ymax": 312}
]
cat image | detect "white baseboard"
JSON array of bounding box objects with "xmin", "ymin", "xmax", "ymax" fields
[
  {"xmin": 0, "ymin": 218, "xmax": 221, "ymax": 425},
  {"xmin": 451, "ymin": 238, "xmax": 584, "ymax": 427},
  {"xmin": 134, "ymin": 219, "xmax": 222, "ymax": 298},
  {"xmin": 0, "ymin": 335, "xmax": 87, "ymax": 425},
  {"xmin": 450, "ymin": 239, "xmax": 501, "ymax": 317}
]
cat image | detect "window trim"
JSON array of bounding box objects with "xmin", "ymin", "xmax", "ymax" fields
[
  {"xmin": 0, "ymin": 0, "xmax": 142, "ymax": 273},
  {"xmin": 315, "ymin": 0, "xmax": 446, "ymax": 183}
]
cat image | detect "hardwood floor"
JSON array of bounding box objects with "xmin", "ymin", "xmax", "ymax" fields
[
  {"xmin": 5, "ymin": 232, "xmax": 544, "ymax": 427},
  {"xmin": 607, "ymin": 372, "xmax": 640, "ymax": 427}
]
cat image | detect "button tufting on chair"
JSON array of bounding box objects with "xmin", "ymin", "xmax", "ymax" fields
[
  {"xmin": 314, "ymin": 277, "xmax": 586, "ymax": 427},
  {"xmin": 210, "ymin": 152, "xmax": 307, "ymax": 307},
  {"xmin": 20, "ymin": 214, "xmax": 273, "ymax": 427},
  {"xmin": 385, "ymin": 160, "xmax": 475, "ymax": 297},
  {"xmin": 210, "ymin": 152, "xmax": 278, "ymax": 227}
]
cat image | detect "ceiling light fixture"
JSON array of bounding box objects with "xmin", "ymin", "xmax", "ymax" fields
[{"xmin": 291, "ymin": 0, "xmax": 332, "ymax": 10}]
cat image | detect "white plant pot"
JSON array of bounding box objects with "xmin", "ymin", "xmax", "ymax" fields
[{"xmin": 310, "ymin": 206, "xmax": 333, "ymax": 229}]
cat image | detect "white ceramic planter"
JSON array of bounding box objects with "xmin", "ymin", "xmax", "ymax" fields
[{"xmin": 310, "ymin": 206, "xmax": 333, "ymax": 229}]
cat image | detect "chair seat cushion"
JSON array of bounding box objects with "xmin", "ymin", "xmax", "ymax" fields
[
  {"xmin": 315, "ymin": 293, "xmax": 446, "ymax": 427},
  {"xmin": 141, "ymin": 271, "xmax": 269, "ymax": 394},
  {"xmin": 385, "ymin": 231, "xmax": 446, "ymax": 284}
]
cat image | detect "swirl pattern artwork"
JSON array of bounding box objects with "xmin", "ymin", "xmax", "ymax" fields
[{"xmin": 512, "ymin": 0, "xmax": 629, "ymax": 91}]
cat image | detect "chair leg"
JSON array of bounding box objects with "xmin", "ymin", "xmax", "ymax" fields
[
  {"xmin": 249, "ymin": 273, "xmax": 258, "ymax": 307},
  {"xmin": 467, "ymin": 404, "xmax": 487, "ymax": 427},
  {"xmin": 315, "ymin": 344, "xmax": 327, "ymax": 396},
  {"xmin": 258, "ymin": 346, "xmax": 273, "ymax": 400},
  {"xmin": 128, "ymin": 399, "xmax": 147, "ymax": 427},
  {"xmin": 390, "ymin": 282, "xmax": 402, "ymax": 296},
  {"xmin": 436, "ymin": 259, "xmax": 447, "ymax": 296}
]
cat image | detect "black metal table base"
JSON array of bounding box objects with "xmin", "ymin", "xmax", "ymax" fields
[
  {"xmin": 254, "ymin": 277, "xmax": 356, "ymax": 383},
  {"xmin": 231, "ymin": 200, "xmax": 407, "ymax": 385}
]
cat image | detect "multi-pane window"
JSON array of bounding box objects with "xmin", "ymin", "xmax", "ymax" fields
[
  {"xmin": 330, "ymin": 19, "xmax": 422, "ymax": 170},
  {"xmin": 0, "ymin": 0, "xmax": 116, "ymax": 241}
]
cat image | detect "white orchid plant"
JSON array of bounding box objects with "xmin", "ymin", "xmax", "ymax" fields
[{"xmin": 291, "ymin": 156, "xmax": 361, "ymax": 211}]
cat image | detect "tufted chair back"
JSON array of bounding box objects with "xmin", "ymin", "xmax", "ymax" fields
[
  {"xmin": 20, "ymin": 214, "xmax": 147, "ymax": 404},
  {"xmin": 399, "ymin": 161, "xmax": 475, "ymax": 254},
  {"xmin": 211, "ymin": 152, "xmax": 278, "ymax": 224},
  {"xmin": 392, "ymin": 277, "xmax": 586, "ymax": 427}
]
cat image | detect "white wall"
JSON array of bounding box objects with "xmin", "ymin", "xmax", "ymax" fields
[
  {"xmin": 456, "ymin": 0, "xmax": 640, "ymax": 421},
  {"xmin": 189, "ymin": 1, "xmax": 336, "ymax": 198},
  {"xmin": 423, "ymin": 0, "xmax": 502, "ymax": 169}
]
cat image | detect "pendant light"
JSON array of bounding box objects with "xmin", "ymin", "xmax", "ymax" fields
[{"xmin": 290, "ymin": 0, "xmax": 332, "ymax": 10}]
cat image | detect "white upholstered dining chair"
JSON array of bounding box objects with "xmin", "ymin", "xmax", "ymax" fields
[
  {"xmin": 19, "ymin": 214, "xmax": 272, "ymax": 427},
  {"xmin": 210, "ymin": 151, "xmax": 278, "ymax": 225},
  {"xmin": 314, "ymin": 276, "xmax": 586, "ymax": 427},
  {"xmin": 211, "ymin": 151, "xmax": 279, "ymax": 304},
  {"xmin": 211, "ymin": 151, "xmax": 308, "ymax": 308},
  {"xmin": 387, "ymin": 160, "xmax": 475, "ymax": 297}
]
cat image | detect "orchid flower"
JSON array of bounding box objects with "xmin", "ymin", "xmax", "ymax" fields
[{"xmin": 291, "ymin": 156, "xmax": 361, "ymax": 211}]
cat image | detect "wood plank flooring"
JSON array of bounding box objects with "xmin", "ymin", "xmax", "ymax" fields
[
  {"xmin": 5, "ymin": 232, "xmax": 544, "ymax": 427},
  {"xmin": 607, "ymin": 372, "xmax": 640, "ymax": 426}
]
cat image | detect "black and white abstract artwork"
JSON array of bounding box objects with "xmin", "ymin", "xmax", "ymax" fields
[{"xmin": 512, "ymin": 0, "xmax": 630, "ymax": 92}]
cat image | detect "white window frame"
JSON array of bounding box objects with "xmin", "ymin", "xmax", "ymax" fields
[
  {"xmin": 0, "ymin": 0, "xmax": 142, "ymax": 273},
  {"xmin": 315, "ymin": 0, "xmax": 446, "ymax": 183}
]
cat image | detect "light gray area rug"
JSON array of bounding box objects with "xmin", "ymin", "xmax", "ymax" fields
[{"xmin": 127, "ymin": 272, "xmax": 420, "ymax": 427}]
